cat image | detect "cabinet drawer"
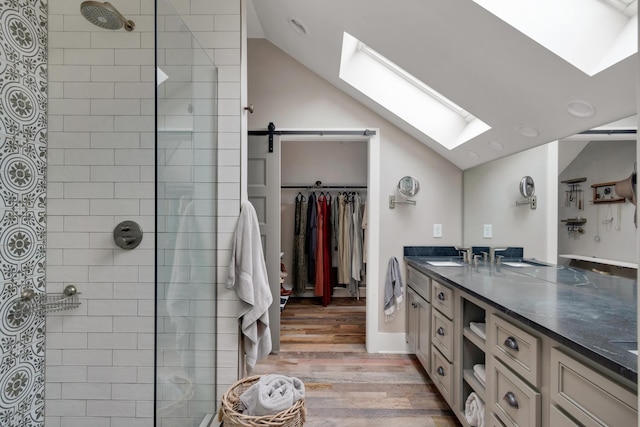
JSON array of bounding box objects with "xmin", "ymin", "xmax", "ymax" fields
[
  {"xmin": 432, "ymin": 280, "xmax": 454, "ymax": 319},
  {"xmin": 431, "ymin": 345, "xmax": 454, "ymax": 406},
  {"xmin": 491, "ymin": 315, "xmax": 540, "ymax": 387},
  {"xmin": 407, "ymin": 266, "xmax": 431, "ymax": 302},
  {"xmin": 492, "ymin": 358, "xmax": 541, "ymax": 427},
  {"xmin": 550, "ymin": 348, "xmax": 637, "ymax": 427},
  {"xmin": 489, "ymin": 412, "xmax": 506, "ymax": 427},
  {"xmin": 431, "ymin": 308, "xmax": 453, "ymax": 362},
  {"xmin": 550, "ymin": 405, "xmax": 581, "ymax": 427}
]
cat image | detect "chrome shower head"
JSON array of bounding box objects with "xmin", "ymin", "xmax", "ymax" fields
[{"xmin": 80, "ymin": 1, "xmax": 135, "ymax": 32}]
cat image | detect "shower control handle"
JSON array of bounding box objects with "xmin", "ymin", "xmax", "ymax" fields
[{"xmin": 114, "ymin": 220, "xmax": 143, "ymax": 250}]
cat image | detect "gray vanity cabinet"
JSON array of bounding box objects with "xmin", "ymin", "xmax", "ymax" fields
[
  {"xmin": 406, "ymin": 266, "xmax": 431, "ymax": 371},
  {"xmin": 550, "ymin": 348, "xmax": 637, "ymax": 426},
  {"xmin": 430, "ymin": 278, "xmax": 456, "ymax": 407}
]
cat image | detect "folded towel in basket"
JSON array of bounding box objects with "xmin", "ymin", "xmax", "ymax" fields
[
  {"xmin": 469, "ymin": 322, "xmax": 486, "ymax": 340},
  {"xmin": 240, "ymin": 375, "xmax": 305, "ymax": 416},
  {"xmin": 465, "ymin": 392, "xmax": 485, "ymax": 427}
]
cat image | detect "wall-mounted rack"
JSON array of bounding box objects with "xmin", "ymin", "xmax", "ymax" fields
[
  {"xmin": 561, "ymin": 218, "xmax": 587, "ymax": 234},
  {"xmin": 561, "ymin": 177, "xmax": 586, "ymax": 210},
  {"xmin": 591, "ymin": 181, "xmax": 625, "ymax": 204}
]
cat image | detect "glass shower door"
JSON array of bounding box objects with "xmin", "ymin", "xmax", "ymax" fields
[{"xmin": 155, "ymin": 1, "xmax": 218, "ymax": 425}]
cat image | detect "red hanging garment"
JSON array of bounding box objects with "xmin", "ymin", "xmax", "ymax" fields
[{"xmin": 322, "ymin": 195, "xmax": 332, "ymax": 306}]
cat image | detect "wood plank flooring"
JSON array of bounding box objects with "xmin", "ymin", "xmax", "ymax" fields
[{"xmin": 252, "ymin": 297, "xmax": 461, "ymax": 427}]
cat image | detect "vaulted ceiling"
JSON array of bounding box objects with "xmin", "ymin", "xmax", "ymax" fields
[{"xmin": 247, "ymin": 0, "xmax": 637, "ymax": 169}]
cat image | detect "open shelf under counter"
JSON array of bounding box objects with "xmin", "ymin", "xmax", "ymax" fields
[
  {"xmin": 463, "ymin": 369, "xmax": 486, "ymax": 399},
  {"xmin": 463, "ymin": 326, "xmax": 486, "ymax": 351}
]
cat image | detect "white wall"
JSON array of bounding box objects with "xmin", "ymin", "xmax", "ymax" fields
[
  {"xmin": 248, "ymin": 39, "xmax": 463, "ymax": 342},
  {"xmin": 558, "ymin": 140, "xmax": 636, "ymax": 263},
  {"xmin": 464, "ymin": 143, "xmax": 558, "ymax": 262}
]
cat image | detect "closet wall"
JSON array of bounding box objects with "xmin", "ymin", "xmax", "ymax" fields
[{"xmin": 280, "ymin": 140, "xmax": 368, "ymax": 295}]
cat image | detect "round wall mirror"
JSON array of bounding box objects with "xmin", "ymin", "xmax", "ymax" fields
[
  {"xmin": 398, "ymin": 176, "xmax": 420, "ymax": 198},
  {"xmin": 519, "ymin": 176, "xmax": 535, "ymax": 198}
]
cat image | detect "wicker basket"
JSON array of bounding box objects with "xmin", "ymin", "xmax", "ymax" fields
[{"xmin": 218, "ymin": 375, "xmax": 306, "ymax": 427}]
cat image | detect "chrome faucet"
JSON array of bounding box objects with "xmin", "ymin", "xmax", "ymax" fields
[{"xmin": 491, "ymin": 247, "xmax": 508, "ymax": 263}]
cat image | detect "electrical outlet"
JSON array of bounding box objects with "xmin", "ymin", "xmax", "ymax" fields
[
  {"xmin": 483, "ymin": 224, "xmax": 492, "ymax": 238},
  {"xmin": 433, "ymin": 224, "xmax": 443, "ymax": 238}
]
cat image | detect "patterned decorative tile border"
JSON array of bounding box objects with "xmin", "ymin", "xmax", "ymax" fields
[{"xmin": 0, "ymin": 0, "xmax": 47, "ymax": 425}]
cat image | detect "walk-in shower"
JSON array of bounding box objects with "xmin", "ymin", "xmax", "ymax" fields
[
  {"xmin": 0, "ymin": 0, "xmax": 223, "ymax": 425},
  {"xmin": 80, "ymin": 1, "xmax": 135, "ymax": 31}
]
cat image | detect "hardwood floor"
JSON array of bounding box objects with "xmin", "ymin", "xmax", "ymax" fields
[{"xmin": 253, "ymin": 297, "xmax": 461, "ymax": 427}]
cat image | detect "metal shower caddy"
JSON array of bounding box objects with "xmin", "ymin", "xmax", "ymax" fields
[{"xmin": 20, "ymin": 285, "xmax": 81, "ymax": 314}]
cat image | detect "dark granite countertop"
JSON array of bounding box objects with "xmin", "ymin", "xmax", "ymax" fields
[{"xmin": 405, "ymin": 255, "xmax": 638, "ymax": 384}]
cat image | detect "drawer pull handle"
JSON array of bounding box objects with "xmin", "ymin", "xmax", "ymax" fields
[
  {"xmin": 504, "ymin": 336, "xmax": 519, "ymax": 351},
  {"xmin": 503, "ymin": 391, "xmax": 519, "ymax": 409},
  {"xmin": 436, "ymin": 326, "xmax": 445, "ymax": 336},
  {"xmin": 437, "ymin": 292, "xmax": 446, "ymax": 301},
  {"xmin": 436, "ymin": 366, "xmax": 445, "ymax": 376}
]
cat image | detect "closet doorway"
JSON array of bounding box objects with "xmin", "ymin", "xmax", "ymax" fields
[
  {"xmin": 248, "ymin": 129, "xmax": 381, "ymax": 353},
  {"xmin": 281, "ymin": 137, "xmax": 368, "ymax": 295}
]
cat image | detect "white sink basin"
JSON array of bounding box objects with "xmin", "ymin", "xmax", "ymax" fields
[
  {"xmin": 502, "ymin": 262, "xmax": 531, "ymax": 267},
  {"xmin": 427, "ymin": 261, "xmax": 462, "ymax": 267}
]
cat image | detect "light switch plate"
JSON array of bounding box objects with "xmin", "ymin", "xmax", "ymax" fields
[
  {"xmin": 433, "ymin": 224, "xmax": 442, "ymax": 238},
  {"xmin": 483, "ymin": 224, "xmax": 492, "ymax": 238}
]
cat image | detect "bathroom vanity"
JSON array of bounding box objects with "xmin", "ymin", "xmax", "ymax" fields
[{"xmin": 404, "ymin": 251, "xmax": 637, "ymax": 427}]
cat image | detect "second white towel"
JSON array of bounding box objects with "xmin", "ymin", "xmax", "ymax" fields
[
  {"xmin": 473, "ymin": 363, "xmax": 486, "ymax": 387},
  {"xmin": 469, "ymin": 322, "xmax": 486, "ymax": 340},
  {"xmin": 465, "ymin": 392, "xmax": 485, "ymax": 427}
]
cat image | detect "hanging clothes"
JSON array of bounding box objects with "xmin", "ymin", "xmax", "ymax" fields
[
  {"xmin": 292, "ymin": 193, "xmax": 307, "ymax": 293},
  {"xmin": 351, "ymin": 192, "xmax": 363, "ymax": 284},
  {"xmin": 306, "ymin": 192, "xmax": 317, "ymax": 282},
  {"xmin": 337, "ymin": 194, "xmax": 351, "ymax": 285},
  {"xmin": 331, "ymin": 193, "xmax": 339, "ymax": 268},
  {"xmin": 315, "ymin": 194, "xmax": 327, "ymax": 297},
  {"xmin": 362, "ymin": 201, "xmax": 368, "ymax": 264},
  {"xmin": 322, "ymin": 195, "xmax": 333, "ymax": 306}
]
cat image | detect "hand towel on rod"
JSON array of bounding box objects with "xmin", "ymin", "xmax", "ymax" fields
[{"xmin": 384, "ymin": 256, "xmax": 404, "ymax": 322}]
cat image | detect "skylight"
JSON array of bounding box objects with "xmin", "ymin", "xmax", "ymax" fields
[
  {"xmin": 472, "ymin": 0, "xmax": 637, "ymax": 76},
  {"xmin": 339, "ymin": 32, "xmax": 490, "ymax": 150}
]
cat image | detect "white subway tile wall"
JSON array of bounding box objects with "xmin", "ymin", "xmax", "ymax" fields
[{"xmin": 45, "ymin": 1, "xmax": 240, "ymax": 426}]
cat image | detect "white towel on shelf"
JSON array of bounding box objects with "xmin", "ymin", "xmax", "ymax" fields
[
  {"xmin": 227, "ymin": 201, "xmax": 273, "ymax": 372},
  {"xmin": 239, "ymin": 375, "xmax": 305, "ymax": 416},
  {"xmin": 473, "ymin": 363, "xmax": 486, "ymax": 387},
  {"xmin": 465, "ymin": 392, "xmax": 485, "ymax": 427},
  {"xmin": 469, "ymin": 322, "xmax": 486, "ymax": 340}
]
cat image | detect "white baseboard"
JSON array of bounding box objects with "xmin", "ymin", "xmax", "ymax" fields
[{"xmin": 366, "ymin": 332, "xmax": 411, "ymax": 354}]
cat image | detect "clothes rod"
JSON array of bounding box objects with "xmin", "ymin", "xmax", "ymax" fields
[{"xmin": 282, "ymin": 185, "xmax": 367, "ymax": 189}]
